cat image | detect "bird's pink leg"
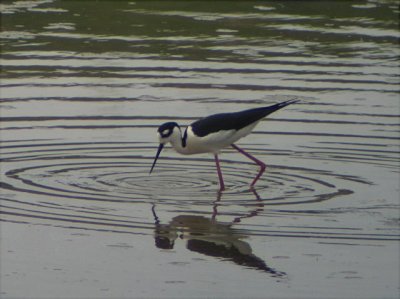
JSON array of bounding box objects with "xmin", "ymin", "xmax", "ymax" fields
[
  {"xmin": 214, "ymin": 154, "xmax": 225, "ymax": 191},
  {"xmin": 231, "ymin": 144, "xmax": 266, "ymax": 187}
]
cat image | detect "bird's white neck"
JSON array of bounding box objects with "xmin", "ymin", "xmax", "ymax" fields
[{"xmin": 168, "ymin": 127, "xmax": 187, "ymax": 154}]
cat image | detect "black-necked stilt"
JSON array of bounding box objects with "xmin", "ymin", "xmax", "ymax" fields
[{"xmin": 150, "ymin": 99, "xmax": 299, "ymax": 190}]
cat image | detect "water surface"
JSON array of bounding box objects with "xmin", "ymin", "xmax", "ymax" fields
[{"xmin": 1, "ymin": 1, "xmax": 399, "ymax": 298}]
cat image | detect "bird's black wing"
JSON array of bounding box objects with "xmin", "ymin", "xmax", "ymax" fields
[{"xmin": 191, "ymin": 99, "xmax": 298, "ymax": 137}]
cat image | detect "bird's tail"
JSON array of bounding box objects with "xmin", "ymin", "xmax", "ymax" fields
[
  {"xmin": 261, "ymin": 98, "xmax": 300, "ymax": 116},
  {"xmin": 272, "ymin": 98, "xmax": 300, "ymax": 109}
]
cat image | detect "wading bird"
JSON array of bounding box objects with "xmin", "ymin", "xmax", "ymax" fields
[{"xmin": 150, "ymin": 99, "xmax": 299, "ymax": 190}]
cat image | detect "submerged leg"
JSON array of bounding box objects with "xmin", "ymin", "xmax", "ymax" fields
[
  {"xmin": 214, "ymin": 154, "xmax": 225, "ymax": 191},
  {"xmin": 231, "ymin": 143, "xmax": 266, "ymax": 187}
]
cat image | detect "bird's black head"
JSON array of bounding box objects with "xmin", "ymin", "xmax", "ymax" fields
[
  {"xmin": 157, "ymin": 122, "xmax": 179, "ymax": 139},
  {"xmin": 150, "ymin": 122, "xmax": 180, "ymax": 174}
]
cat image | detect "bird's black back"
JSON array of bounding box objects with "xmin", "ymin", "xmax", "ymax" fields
[{"xmin": 191, "ymin": 99, "xmax": 298, "ymax": 137}]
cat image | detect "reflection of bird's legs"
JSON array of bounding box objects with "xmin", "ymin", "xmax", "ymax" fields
[
  {"xmin": 211, "ymin": 188, "xmax": 265, "ymax": 224},
  {"xmin": 251, "ymin": 188, "xmax": 264, "ymax": 207},
  {"xmin": 212, "ymin": 190, "xmax": 223, "ymax": 221},
  {"xmin": 233, "ymin": 188, "xmax": 265, "ymax": 224}
]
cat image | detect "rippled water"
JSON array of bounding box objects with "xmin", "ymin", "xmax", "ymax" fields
[{"xmin": 1, "ymin": 1, "xmax": 399, "ymax": 298}]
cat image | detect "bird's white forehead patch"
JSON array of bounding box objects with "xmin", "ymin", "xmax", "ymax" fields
[{"xmin": 161, "ymin": 129, "xmax": 170, "ymax": 136}]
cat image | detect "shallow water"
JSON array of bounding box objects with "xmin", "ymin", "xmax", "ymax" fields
[{"xmin": 1, "ymin": 1, "xmax": 399, "ymax": 298}]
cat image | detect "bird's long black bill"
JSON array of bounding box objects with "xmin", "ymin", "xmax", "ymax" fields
[{"xmin": 149, "ymin": 143, "xmax": 164, "ymax": 174}]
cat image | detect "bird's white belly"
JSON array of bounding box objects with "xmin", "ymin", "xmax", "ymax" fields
[{"xmin": 182, "ymin": 122, "xmax": 258, "ymax": 154}]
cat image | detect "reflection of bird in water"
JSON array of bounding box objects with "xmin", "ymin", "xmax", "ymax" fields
[
  {"xmin": 151, "ymin": 192, "xmax": 286, "ymax": 277},
  {"xmin": 149, "ymin": 99, "xmax": 299, "ymax": 190}
]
